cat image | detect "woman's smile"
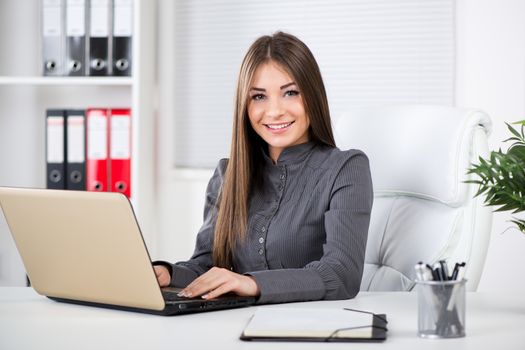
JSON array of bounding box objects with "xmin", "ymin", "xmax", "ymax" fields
[{"xmin": 248, "ymin": 61, "xmax": 310, "ymax": 162}]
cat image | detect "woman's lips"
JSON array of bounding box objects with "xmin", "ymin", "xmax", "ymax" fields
[{"xmin": 264, "ymin": 121, "xmax": 294, "ymax": 133}]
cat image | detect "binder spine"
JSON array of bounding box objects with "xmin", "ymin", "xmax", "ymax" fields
[
  {"xmin": 42, "ymin": 0, "xmax": 65, "ymax": 76},
  {"xmin": 46, "ymin": 110, "xmax": 66, "ymax": 189},
  {"xmin": 66, "ymin": 110, "xmax": 86, "ymax": 191},
  {"xmin": 110, "ymin": 108, "xmax": 131, "ymax": 198},
  {"xmin": 65, "ymin": 0, "xmax": 87, "ymax": 76},
  {"xmin": 88, "ymin": 0, "xmax": 111, "ymax": 76},
  {"xmin": 112, "ymin": 0, "xmax": 132, "ymax": 76},
  {"xmin": 86, "ymin": 108, "xmax": 109, "ymax": 192}
]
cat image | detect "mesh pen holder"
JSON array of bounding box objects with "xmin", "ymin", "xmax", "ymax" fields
[{"xmin": 416, "ymin": 279, "xmax": 467, "ymax": 338}]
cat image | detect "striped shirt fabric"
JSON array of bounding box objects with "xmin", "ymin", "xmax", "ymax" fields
[{"xmin": 167, "ymin": 141, "xmax": 373, "ymax": 304}]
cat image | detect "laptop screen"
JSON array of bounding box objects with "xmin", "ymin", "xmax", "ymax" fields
[{"xmin": 0, "ymin": 187, "xmax": 165, "ymax": 311}]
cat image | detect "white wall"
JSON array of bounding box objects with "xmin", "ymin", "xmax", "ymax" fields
[
  {"xmin": 155, "ymin": 0, "xmax": 525, "ymax": 292},
  {"xmin": 154, "ymin": 0, "xmax": 214, "ymax": 263},
  {"xmin": 2, "ymin": 0, "xmax": 523, "ymax": 292},
  {"xmin": 456, "ymin": 0, "xmax": 525, "ymax": 292}
]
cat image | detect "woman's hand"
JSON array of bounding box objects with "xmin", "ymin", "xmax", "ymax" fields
[
  {"xmin": 179, "ymin": 267, "xmax": 260, "ymax": 299},
  {"xmin": 154, "ymin": 265, "xmax": 171, "ymax": 287}
]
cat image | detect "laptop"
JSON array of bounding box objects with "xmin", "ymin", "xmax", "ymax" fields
[{"xmin": 0, "ymin": 186, "xmax": 255, "ymax": 315}]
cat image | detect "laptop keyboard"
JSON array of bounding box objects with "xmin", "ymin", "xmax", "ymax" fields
[{"xmin": 161, "ymin": 290, "xmax": 194, "ymax": 302}]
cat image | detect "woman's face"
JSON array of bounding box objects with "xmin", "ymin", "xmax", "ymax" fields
[{"xmin": 247, "ymin": 61, "xmax": 310, "ymax": 162}]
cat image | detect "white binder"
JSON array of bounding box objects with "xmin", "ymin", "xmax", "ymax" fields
[
  {"xmin": 65, "ymin": 0, "xmax": 87, "ymax": 76},
  {"xmin": 42, "ymin": 0, "xmax": 65, "ymax": 75}
]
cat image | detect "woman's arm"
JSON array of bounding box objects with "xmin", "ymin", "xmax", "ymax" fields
[{"xmin": 153, "ymin": 159, "xmax": 227, "ymax": 287}]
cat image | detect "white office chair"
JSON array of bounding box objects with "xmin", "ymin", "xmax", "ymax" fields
[{"xmin": 334, "ymin": 105, "xmax": 492, "ymax": 291}]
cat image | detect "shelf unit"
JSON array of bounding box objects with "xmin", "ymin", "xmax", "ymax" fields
[
  {"xmin": 0, "ymin": 77, "xmax": 133, "ymax": 86},
  {"xmin": 0, "ymin": 0, "xmax": 157, "ymax": 286}
]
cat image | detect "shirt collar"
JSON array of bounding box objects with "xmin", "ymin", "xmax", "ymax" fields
[{"xmin": 262, "ymin": 142, "xmax": 317, "ymax": 166}]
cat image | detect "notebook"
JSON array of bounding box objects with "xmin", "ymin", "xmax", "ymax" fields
[
  {"xmin": 240, "ymin": 307, "xmax": 387, "ymax": 342},
  {"xmin": 0, "ymin": 186, "xmax": 255, "ymax": 315}
]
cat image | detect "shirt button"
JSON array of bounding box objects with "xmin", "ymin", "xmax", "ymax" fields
[
  {"xmin": 261, "ymin": 226, "xmax": 266, "ymax": 232},
  {"xmin": 278, "ymin": 185, "xmax": 283, "ymax": 191},
  {"xmin": 280, "ymin": 174, "xmax": 286, "ymax": 180},
  {"xmin": 259, "ymin": 237, "xmax": 265, "ymax": 244},
  {"xmin": 258, "ymin": 248, "xmax": 264, "ymax": 255}
]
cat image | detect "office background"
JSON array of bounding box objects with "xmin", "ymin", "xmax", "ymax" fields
[{"xmin": 0, "ymin": 0, "xmax": 524, "ymax": 292}]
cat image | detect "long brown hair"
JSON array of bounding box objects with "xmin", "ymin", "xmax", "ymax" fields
[{"xmin": 213, "ymin": 31, "xmax": 336, "ymax": 268}]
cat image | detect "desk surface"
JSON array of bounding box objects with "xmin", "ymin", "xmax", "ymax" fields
[{"xmin": 0, "ymin": 287, "xmax": 524, "ymax": 350}]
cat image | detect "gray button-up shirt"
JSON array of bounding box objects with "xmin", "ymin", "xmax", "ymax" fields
[{"xmin": 168, "ymin": 142, "xmax": 373, "ymax": 304}]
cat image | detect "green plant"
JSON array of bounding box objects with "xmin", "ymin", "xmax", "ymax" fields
[{"xmin": 467, "ymin": 120, "xmax": 525, "ymax": 233}]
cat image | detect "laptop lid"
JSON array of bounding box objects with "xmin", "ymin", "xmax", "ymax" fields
[{"xmin": 0, "ymin": 187, "xmax": 165, "ymax": 311}]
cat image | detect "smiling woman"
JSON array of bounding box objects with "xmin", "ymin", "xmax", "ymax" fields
[
  {"xmin": 248, "ymin": 62, "xmax": 310, "ymax": 163},
  {"xmin": 154, "ymin": 32, "xmax": 374, "ymax": 304}
]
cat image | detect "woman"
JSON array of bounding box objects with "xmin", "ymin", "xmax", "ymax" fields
[{"xmin": 154, "ymin": 31, "xmax": 373, "ymax": 304}]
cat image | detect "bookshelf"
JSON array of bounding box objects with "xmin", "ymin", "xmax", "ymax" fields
[
  {"xmin": 0, "ymin": 77, "xmax": 132, "ymax": 86},
  {"xmin": 0, "ymin": 0, "xmax": 157, "ymax": 286}
]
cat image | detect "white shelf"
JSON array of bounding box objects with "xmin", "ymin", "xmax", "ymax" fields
[
  {"xmin": 0, "ymin": 76, "xmax": 132, "ymax": 86},
  {"xmin": 0, "ymin": 0, "xmax": 158, "ymax": 286}
]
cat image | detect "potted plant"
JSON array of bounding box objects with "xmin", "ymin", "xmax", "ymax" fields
[{"xmin": 467, "ymin": 120, "xmax": 525, "ymax": 233}]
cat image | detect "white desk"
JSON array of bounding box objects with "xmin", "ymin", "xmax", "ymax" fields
[{"xmin": 0, "ymin": 287, "xmax": 523, "ymax": 349}]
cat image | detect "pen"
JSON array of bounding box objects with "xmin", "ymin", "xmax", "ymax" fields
[
  {"xmin": 439, "ymin": 260, "xmax": 449, "ymax": 281},
  {"xmin": 450, "ymin": 263, "xmax": 460, "ymax": 280},
  {"xmin": 432, "ymin": 262, "xmax": 445, "ymax": 281},
  {"xmin": 451, "ymin": 262, "xmax": 466, "ymax": 280},
  {"xmin": 414, "ymin": 262, "xmax": 439, "ymax": 325},
  {"xmin": 414, "ymin": 262, "xmax": 434, "ymax": 281}
]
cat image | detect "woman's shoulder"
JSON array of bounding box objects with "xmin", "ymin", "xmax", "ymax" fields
[
  {"xmin": 209, "ymin": 158, "xmax": 229, "ymax": 184},
  {"xmin": 205, "ymin": 158, "xmax": 229, "ymax": 195},
  {"xmin": 313, "ymin": 146, "xmax": 372, "ymax": 193},
  {"xmin": 217, "ymin": 158, "xmax": 229, "ymax": 174},
  {"xmin": 313, "ymin": 144, "xmax": 370, "ymax": 170}
]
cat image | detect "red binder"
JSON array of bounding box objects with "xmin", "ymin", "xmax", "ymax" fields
[
  {"xmin": 110, "ymin": 108, "xmax": 131, "ymax": 198},
  {"xmin": 86, "ymin": 108, "xmax": 109, "ymax": 192}
]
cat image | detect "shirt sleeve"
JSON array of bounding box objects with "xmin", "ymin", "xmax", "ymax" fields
[
  {"xmin": 247, "ymin": 151, "xmax": 373, "ymax": 304},
  {"xmin": 161, "ymin": 159, "xmax": 227, "ymax": 287}
]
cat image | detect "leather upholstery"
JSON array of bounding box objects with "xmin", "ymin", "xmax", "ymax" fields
[{"xmin": 334, "ymin": 105, "xmax": 492, "ymax": 291}]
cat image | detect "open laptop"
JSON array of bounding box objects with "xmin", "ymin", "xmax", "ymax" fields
[{"xmin": 0, "ymin": 186, "xmax": 255, "ymax": 315}]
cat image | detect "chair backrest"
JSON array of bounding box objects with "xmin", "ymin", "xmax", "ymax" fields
[{"xmin": 334, "ymin": 105, "xmax": 493, "ymax": 291}]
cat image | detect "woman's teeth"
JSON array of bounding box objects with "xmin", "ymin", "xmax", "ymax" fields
[{"xmin": 266, "ymin": 122, "xmax": 292, "ymax": 130}]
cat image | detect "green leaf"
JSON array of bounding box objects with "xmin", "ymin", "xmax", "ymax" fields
[
  {"xmin": 511, "ymin": 120, "xmax": 525, "ymax": 127},
  {"xmin": 508, "ymin": 145, "xmax": 525, "ymax": 160},
  {"xmin": 510, "ymin": 219, "xmax": 525, "ymax": 233},
  {"xmin": 506, "ymin": 122, "xmax": 522, "ymax": 139},
  {"xmin": 505, "ymin": 123, "xmax": 521, "ymax": 138},
  {"xmin": 465, "ymin": 120, "xmax": 525, "ymax": 218},
  {"xmin": 503, "ymin": 137, "xmax": 522, "ymax": 143}
]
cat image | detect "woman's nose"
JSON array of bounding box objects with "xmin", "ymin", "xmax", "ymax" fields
[{"xmin": 266, "ymin": 96, "xmax": 284, "ymax": 119}]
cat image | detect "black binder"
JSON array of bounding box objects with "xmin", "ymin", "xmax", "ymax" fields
[
  {"xmin": 46, "ymin": 109, "xmax": 66, "ymax": 189},
  {"xmin": 65, "ymin": 110, "xmax": 86, "ymax": 190},
  {"xmin": 88, "ymin": 0, "xmax": 111, "ymax": 76},
  {"xmin": 112, "ymin": 0, "xmax": 132, "ymax": 76},
  {"xmin": 65, "ymin": 0, "xmax": 87, "ymax": 76},
  {"xmin": 42, "ymin": 0, "xmax": 65, "ymax": 76}
]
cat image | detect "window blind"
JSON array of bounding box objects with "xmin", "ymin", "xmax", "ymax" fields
[{"xmin": 172, "ymin": 0, "xmax": 455, "ymax": 168}]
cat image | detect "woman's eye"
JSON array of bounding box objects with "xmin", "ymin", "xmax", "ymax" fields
[
  {"xmin": 284, "ymin": 90, "xmax": 299, "ymax": 97},
  {"xmin": 251, "ymin": 94, "xmax": 265, "ymax": 101}
]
